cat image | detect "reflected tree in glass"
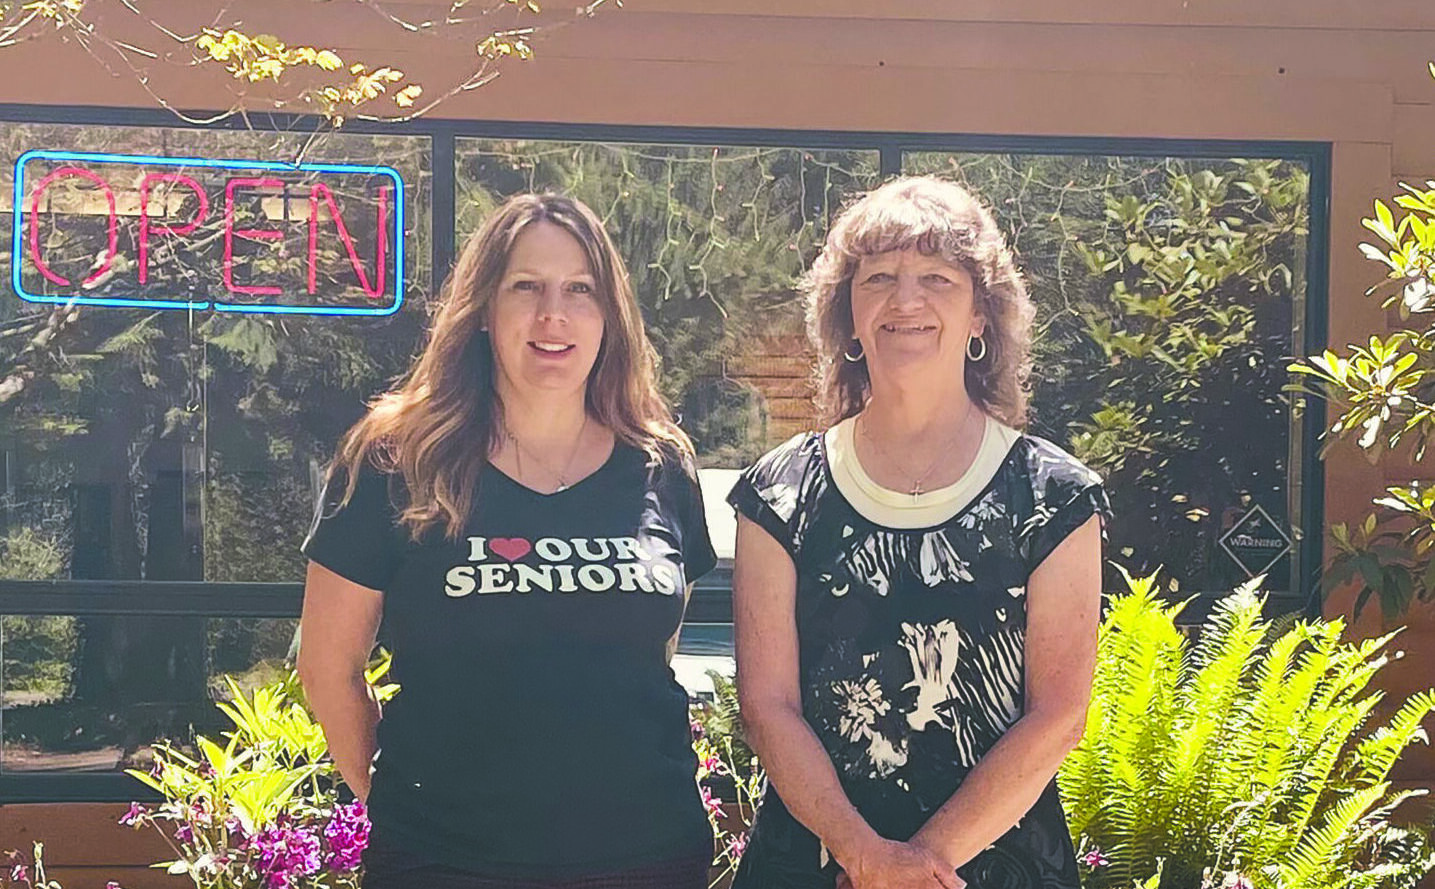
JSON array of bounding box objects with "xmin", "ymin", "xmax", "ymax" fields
[
  {"xmin": 904, "ymin": 153, "xmax": 1309, "ymax": 596},
  {"xmin": 456, "ymin": 140, "xmax": 881, "ymax": 466}
]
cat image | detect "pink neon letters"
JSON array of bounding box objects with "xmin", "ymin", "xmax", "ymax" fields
[
  {"xmin": 27, "ymin": 166, "xmax": 391, "ymax": 301},
  {"xmin": 138, "ymin": 174, "xmax": 207, "ymax": 285},
  {"xmin": 28, "ymin": 166, "xmax": 118, "ymax": 287}
]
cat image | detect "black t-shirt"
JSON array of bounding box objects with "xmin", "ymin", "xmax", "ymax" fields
[
  {"xmin": 301, "ymin": 442, "xmax": 718, "ymax": 878},
  {"xmin": 726, "ymin": 429, "xmax": 1109, "ymax": 889}
]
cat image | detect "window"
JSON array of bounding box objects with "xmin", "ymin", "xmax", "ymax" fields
[
  {"xmin": 1, "ymin": 122, "xmax": 431, "ymax": 780},
  {"xmin": 0, "ymin": 113, "xmax": 1326, "ymax": 798}
]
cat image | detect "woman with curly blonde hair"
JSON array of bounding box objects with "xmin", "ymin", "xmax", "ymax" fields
[
  {"xmin": 729, "ymin": 176, "xmax": 1108, "ymax": 889},
  {"xmin": 298, "ymin": 193, "xmax": 717, "ymax": 888}
]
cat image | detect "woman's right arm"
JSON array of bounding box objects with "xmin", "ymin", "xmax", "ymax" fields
[
  {"xmin": 297, "ymin": 560, "xmax": 384, "ymax": 803},
  {"xmin": 732, "ymin": 516, "xmax": 958, "ymax": 889}
]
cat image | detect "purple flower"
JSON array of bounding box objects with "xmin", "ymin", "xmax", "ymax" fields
[
  {"xmin": 323, "ymin": 800, "xmax": 371, "ymax": 871},
  {"xmin": 250, "ymin": 823, "xmax": 323, "ymax": 889},
  {"xmin": 174, "ymin": 822, "xmax": 195, "ymax": 845},
  {"xmin": 1081, "ymin": 848, "xmax": 1109, "ymax": 868},
  {"xmin": 690, "ymin": 719, "xmax": 706, "ymax": 740},
  {"xmin": 118, "ymin": 802, "xmax": 148, "ymax": 826}
]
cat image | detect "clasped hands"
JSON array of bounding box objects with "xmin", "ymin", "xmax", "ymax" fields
[{"xmin": 834, "ymin": 835, "xmax": 966, "ymax": 889}]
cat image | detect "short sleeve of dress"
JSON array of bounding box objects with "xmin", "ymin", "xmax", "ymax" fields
[
  {"xmin": 726, "ymin": 433, "xmax": 815, "ymax": 559},
  {"xmin": 1021, "ymin": 441, "xmax": 1113, "ymax": 573},
  {"xmin": 301, "ymin": 462, "xmax": 405, "ymax": 592},
  {"xmin": 676, "ymin": 457, "xmax": 719, "ymax": 583}
]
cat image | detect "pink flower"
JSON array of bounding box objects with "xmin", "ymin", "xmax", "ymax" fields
[
  {"xmin": 702, "ymin": 754, "xmax": 724, "ymax": 774},
  {"xmin": 174, "ymin": 822, "xmax": 195, "ymax": 844},
  {"xmin": 10, "ymin": 864, "xmax": 29, "ymax": 885},
  {"xmin": 1081, "ymin": 848, "xmax": 1109, "ymax": 868},
  {"xmin": 106, "ymin": 883, "xmax": 124, "ymax": 889},
  {"xmin": 251, "ymin": 822, "xmax": 322, "ymax": 889},
  {"xmin": 118, "ymin": 802, "xmax": 148, "ymax": 826},
  {"xmin": 690, "ymin": 719, "xmax": 706, "ymax": 741},
  {"xmin": 701, "ymin": 785, "xmax": 726, "ymax": 819},
  {"xmin": 725, "ymin": 832, "xmax": 749, "ymax": 862}
]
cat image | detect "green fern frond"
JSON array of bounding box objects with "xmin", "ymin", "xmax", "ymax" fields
[{"xmin": 1061, "ymin": 572, "xmax": 1435, "ymax": 889}]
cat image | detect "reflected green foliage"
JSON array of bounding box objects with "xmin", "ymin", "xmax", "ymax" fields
[
  {"xmin": 456, "ymin": 140, "xmax": 882, "ymax": 465},
  {"xmin": 0, "ymin": 528, "xmax": 76, "ymax": 702},
  {"xmin": 907, "ymin": 154, "xmax": 1308, "ymax": 594},
  {"xmin": 1061, "ymin": 571, "xmax": 1435, "ymax": 889}
]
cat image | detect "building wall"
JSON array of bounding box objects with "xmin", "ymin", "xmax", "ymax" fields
[{"xmin": 1, "ymin": 0, "xmax": 1434, "ymax": 878}]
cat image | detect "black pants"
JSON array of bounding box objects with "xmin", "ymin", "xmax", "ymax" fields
[{"xmin": 362, "ymin": 831, "xmax": 713, "ymax": 889}]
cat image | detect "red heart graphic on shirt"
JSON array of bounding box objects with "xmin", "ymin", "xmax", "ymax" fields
[{"xmin": 489, "ymin": 537, "xmax": 532, "ymax": 562}]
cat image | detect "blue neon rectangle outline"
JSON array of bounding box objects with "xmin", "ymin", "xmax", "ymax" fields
[{"xmin": 12, "ymin": 148, "xmax": 406, "ymax": 316}]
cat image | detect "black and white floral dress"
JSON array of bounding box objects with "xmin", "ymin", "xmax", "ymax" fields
[{"xmin": 727, "ymin": 415, "xmax": 1109, "ymax": 889}]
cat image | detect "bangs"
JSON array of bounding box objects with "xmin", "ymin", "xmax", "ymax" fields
[{"xmin": 838, "ymin": 190, "xmax": 980, "ymax": 267}]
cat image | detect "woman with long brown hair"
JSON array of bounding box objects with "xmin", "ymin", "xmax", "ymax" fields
[{"xmin": 298, "ymin": 193, "xmax": 717, "ymax": 887}]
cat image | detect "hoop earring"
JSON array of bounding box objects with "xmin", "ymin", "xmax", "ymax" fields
[
  {"xmin": 966, "ymin": 334, "xmax": 987, "ymax": 362},
  {"xmin": 843, "ymin": 339, "xmax": 865, "ymax": 363}
]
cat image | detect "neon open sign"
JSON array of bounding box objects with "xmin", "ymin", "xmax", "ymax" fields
[{"xmin": 12, "ymin": 149, "xmax": 406, "ymax": 316}]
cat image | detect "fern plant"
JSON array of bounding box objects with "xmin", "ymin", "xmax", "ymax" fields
[{"xmin": 1060, "ymin": 570, "xmax": 1435, "ymax": 889}]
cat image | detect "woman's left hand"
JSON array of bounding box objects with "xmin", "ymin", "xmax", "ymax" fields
[
  {"xmin": 834, "ymin": 840, "xmax": 967, "ymax": 889},
  {"xmin": 836, "ymin": 868, "xmax": 968, "ymax": 889}
]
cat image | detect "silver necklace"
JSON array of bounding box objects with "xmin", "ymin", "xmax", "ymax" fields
[
  {"xmin": 508, "ymin": 414, "xmax": 590, "ymax": 493},
  {"xmin": 857, "ymin": 400, "xmax": 978, "ymax": 499}
]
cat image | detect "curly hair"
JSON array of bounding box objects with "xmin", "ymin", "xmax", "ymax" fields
[
  {"xmin": 805, "ymin": 175, "xmax": 1034, "ymax": 428},
  {"xmin": 329, "ymin": 192, "xmax": 692, "ymax": 541}
]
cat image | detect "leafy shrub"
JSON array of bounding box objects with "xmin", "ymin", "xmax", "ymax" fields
[{"xmin": 115, "ymin": 660, "xmax": 396, "ymax": 888}]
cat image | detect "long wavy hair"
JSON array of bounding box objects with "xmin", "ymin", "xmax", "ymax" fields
[
  {"xmin": 806, "ymin": 175, "xmax": 1035, "ymax": 428},
  {"xmin": 328, "ymin": 192, "xmax": 692, "ymax": 541}
]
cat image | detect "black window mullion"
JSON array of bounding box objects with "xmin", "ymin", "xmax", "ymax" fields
[{"xmin": 431, "ymin": 127, "xmax": 458, "ymax": 288}]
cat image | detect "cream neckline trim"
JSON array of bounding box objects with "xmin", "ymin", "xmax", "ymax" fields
[{"xmin": 825, "ymin": 412, "xmax": 1020, "ymax": 529}]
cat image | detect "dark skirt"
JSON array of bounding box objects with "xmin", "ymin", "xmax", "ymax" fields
[{"xmin": 361, "ymin": 829, "xmax": 713, "ymax": 889}]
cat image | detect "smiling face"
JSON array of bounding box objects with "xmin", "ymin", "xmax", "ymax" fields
[
  {"xmin": 849, "ymin": 247, "xmax": 984, "ymax": 384},
  {"xmin": 487, "ymin": 219, "xmax": 606, "ymax": 403}
]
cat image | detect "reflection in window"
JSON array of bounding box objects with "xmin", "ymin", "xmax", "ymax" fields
[
  {"xmin": 455, "ymin": 139, "xmax": 881, "ymax": 467},
  {"xmin": 0, "ymin": 123, "xmax": 432, "ymax": 775},
  {"xmin": 0, "ymin": 125, "xmax": 1320, "ymax": 782},
  {"xmin": 902, "ymin": 153, "xmax": 1310, "ymax": 596}
]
